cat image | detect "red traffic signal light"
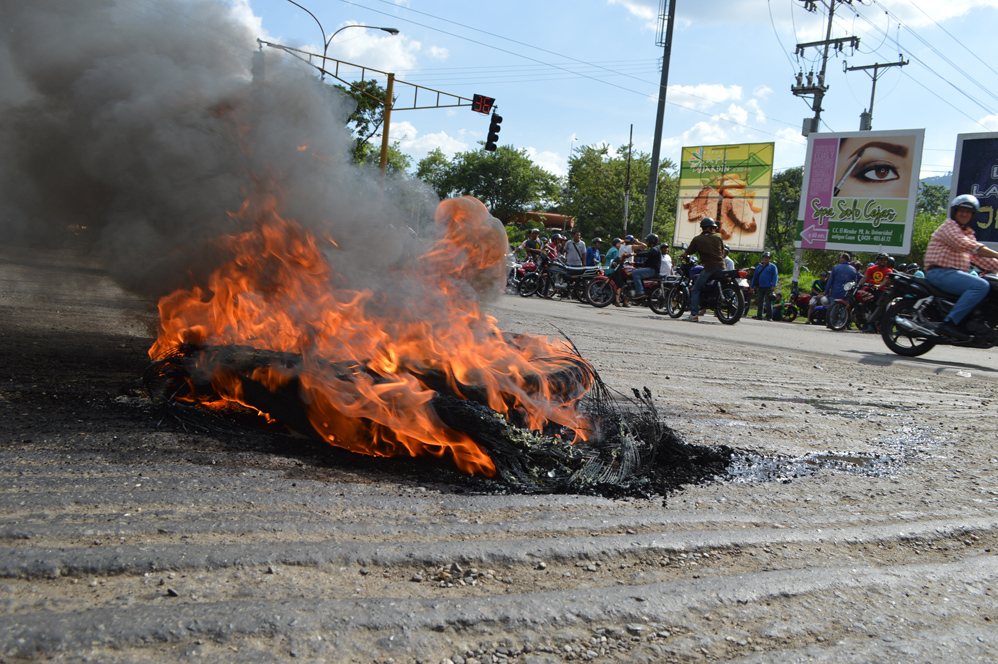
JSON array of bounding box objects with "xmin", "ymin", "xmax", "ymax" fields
[{"xmin": 485, "ymin": 113, "xmax": 502, "ymax": 152}]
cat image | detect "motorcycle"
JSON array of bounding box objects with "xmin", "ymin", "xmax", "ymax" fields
[
  {"xmin": 662, "ymin": 256, "xmax": 748, "ymax": 324},
  {"xmin": 506, "ymin": 257, "xmax": 537, "ymax": 294},
  {"xmin": 826, "ymin": 280, "xmax": 891, "ymax": 332},
  {"xmin": 880, "ymin": 271, "xmax": 998, "ymax": 356},
  {"xmin": 519, "ymin": 256, "xmax": 600, "ymax": 302},
  {"xmin": 586, "ymin": 258, "xmax": 669, "ymax": 312},
  {"xmin": 780, "ymin": 286, "xmax": 813, "ymax": 323}
]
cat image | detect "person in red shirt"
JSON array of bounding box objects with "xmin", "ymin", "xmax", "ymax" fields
[
  {"xmin": 923, "ymin": 194, "xmax": 998, "ymax": 340},
  {"xmin": 858, "ymin": 253, "xmax": 893, "ymax": 290}
]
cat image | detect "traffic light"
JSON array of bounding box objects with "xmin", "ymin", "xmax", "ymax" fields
[{"xmin": 485, "ymin": 112, "xmax": 502, "ymax": 152}]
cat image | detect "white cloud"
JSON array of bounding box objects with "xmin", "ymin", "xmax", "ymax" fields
[
  {"xmin": 427, "ymin": 46, "xmax": 449, "ymax": 60},
  {"xmin": 392, "ymin": 121, "xmax": 469, "ymax": 162},
  {"xmin": 524, "ymin": 147, "xmax": 567, "ymax": 177},
  {"xmin": 668, "ymin": 84, "xmax": 743, "ymax": 111},
  {"xmin": 871, "ymin": 0, "xmax": 998, "ymax": 28},
  {"xmin": 753, "ymin": 85, "xmax": 773, "ymax": 99},
  {"xmin": 746, "ymin": 99, "xmax": 766, "ymax": 123},
  {"xmin": 324, "ymin": 24, "xmax": 420, "ymax": 73},
  {"xmin": 607, "ymin": 0, "xmax": 658, "ymax": 30},
  {"xmin": 979, "ymin": 114, "xmax": 998, "ymax": 131},
  {"xmin": 228, "ymin": 0, "xmax": 265, "ymax": 39}
]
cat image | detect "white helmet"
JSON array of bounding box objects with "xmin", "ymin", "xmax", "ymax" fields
[{"xmin": 950, "ymin": 194, "xmax": 980, "ymax": 218}]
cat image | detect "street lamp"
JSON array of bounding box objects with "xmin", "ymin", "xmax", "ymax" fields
[
  {"xmin": 283, "ymin": 1, "xmax": 398, "ymax": 80},
  {"xmin": 323, "ymin": 25, "xmax": 400, "ymax": 79}
]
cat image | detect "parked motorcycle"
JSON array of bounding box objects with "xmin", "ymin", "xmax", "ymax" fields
[
  {"xmin": 586, "ymin": 259, "xmax": 669, "ymax": 312},
  {"xmin": 880, "ymin": 271, "xmax": 998, "ymax": 356},
  {"xmin": 506, "ymin": 257, "xmax": 537, "ymax": 294},
  {"xmin": 519, "ymin": 256, "xmax": 600, "ymax": 302},
  {"xmin": 826, "ymin": 280, "xmax": 891, "ymax": 332},
  {"xmin": 780, "ymin": 286, "xmax": 812, "ymax": 322},
  {"xmin": 662, "ymin": 257, "xmax": 748, "ymax": 324}
]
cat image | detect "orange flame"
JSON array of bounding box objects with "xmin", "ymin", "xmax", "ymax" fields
[{"xmin": 150, "ymin": 195, "xmax": 594, "ymax": 476}]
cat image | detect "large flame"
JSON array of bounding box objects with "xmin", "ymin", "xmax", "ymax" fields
[{"xmin": 150, "ymin": 195, "xmax": 594, "ymax": 476}]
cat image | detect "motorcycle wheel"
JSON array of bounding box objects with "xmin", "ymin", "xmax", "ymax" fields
[
  {"xmin": 880, "ymin": 299, "xmax": 938, "ymax": 357},
  {"xmin": 517, "ymin": 273, "xmax": 540, "ymax": 297},
  {"xmin": 586, "ymin": 278, "xmax": 616, "ymax": 308},
  {"xmin": 648, "ymin": 285, "xmax": 670, "ymax": 315},
  {"xmin": 782, "ymin": 304, "xmax": 798, "ymax": 323},
  {"xmin": 715, "ymin": 287, "xmax": 744, "ymax": 324},
  {"xmin": 827, "ymin": 302, "xmax": 850, "ymax": 331},
  {"xmin": 665, "ymin": 285, "xmax": 688, "ymax": 318}
]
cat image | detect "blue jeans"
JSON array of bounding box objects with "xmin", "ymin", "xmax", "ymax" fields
[
  {"xmin": 690, "ymin": 268, "xmax": 723, "ymax": 316},
  {"xmin": 631, "ymin": 267, "xmax": 656, "ymax": 295},
  {"xmin": 925, "ymin": 267, "xmax": 991, "ymax": 324}
]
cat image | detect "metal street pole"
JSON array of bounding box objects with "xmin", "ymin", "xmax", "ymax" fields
[
  {"xmin": 642, "ymin": 0, "xmax": 676, "ymax": 238},
  {"xmin": 624, "ymin": 124, "xmax": 633, "ymax": 233},
  {"xmin": 379, "ymin": 73, "xmax": 395, "ymax": 179}
]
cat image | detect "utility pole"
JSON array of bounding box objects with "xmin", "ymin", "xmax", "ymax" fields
[
  {"xmin": 790, "ymin": 0, "xmax": 859, "ymax": 289},
  {"xmin": 790, "ymin": 0, "xmax": 859, "ymax": 136},
  {"xmin": 845, "ymin": 55, "xmax": 908, "ymax": 130},
  {"xmin": 624, "ymin": 124, "xmax": 633, "ymax": 234},
  {"xmin": 642, "ymin": 0, "xmax": 676, "ymax": 238}
]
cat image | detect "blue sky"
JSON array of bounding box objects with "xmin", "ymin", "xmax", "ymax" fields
[{"xmin": 235, "ymin": 0, "xmax": 998, "ymax": 180}]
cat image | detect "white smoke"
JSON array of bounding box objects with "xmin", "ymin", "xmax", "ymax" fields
[{"xmin": 0, "ymin": 0, "xmax": 442, "ymax": 299}]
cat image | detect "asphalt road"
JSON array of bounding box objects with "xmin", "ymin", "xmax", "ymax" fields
[{"xmin": 2, "ymin": 250, "xmax": 998, "ymax": 664}]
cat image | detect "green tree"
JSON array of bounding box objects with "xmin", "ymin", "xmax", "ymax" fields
[
  {"xmin": 916, "ymin": 182, "xmax": 949, "ymax": 216},
  {"xmin": 562, "ymin": 143, "xmax": 676, "ymax": 242},
  {"xmin": 765, "ymin": 166, "xmax": 803, "ymax": 254},
  {"xmin": 427, "ymin": 144, "xmax": 560, "ymax": 223},
  {"xmin": 415, "ymin": 148, "xmax": 452, "ymax": 199},
  {"xmin": 337, "ymin": 79, "xmax": 398, "ymax": 165}
]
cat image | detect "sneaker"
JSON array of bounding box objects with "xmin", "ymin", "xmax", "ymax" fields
[
  {"xmin": 687, "ymin": 314, "xmax": 699, "ymax": 322},
  {"xmin": 935, "ymin": 320, "xmax": 969, "ymax": 341},
  {"xmin": 752, "ymin": 315, "xmax": 762, "ymax": 320}
]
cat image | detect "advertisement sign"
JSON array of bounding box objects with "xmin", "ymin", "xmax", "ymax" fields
[
  {"xmin": 795, "ymin": 129, "xmax": 924, "ymax": 254},
  {"xmin": 674, "ymin": 142, "xmax": 774, "ymax": 252},
  {"xmin": 951, "ymin": 132, "xmax": 998, "ymax": 249}
]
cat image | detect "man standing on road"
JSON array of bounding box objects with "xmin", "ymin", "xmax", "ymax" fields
[
  {"xmin": 749, "ymin": 251, "xmax": 779, "ymax": 320},
  {"xmin": 585, "ymin": 237, "xmax": 602, "ymax": 267},
  {"xmin": 923, "ymin": 194, "xmax": 998, "ymax": 340},
  {"xmin": 723, "ymin": 245, "xmax": 735, "ymax": 270},
  {"xmin": 682, "ymin": 218, "xmax": 726, "ymax": 322},
  {"xmin": 565, "ymin": 230, "xmax": 586, "ymax": 267},
  {"xmin": 824, "ymin": 252, "xmax": 858, "ymax": 305}
]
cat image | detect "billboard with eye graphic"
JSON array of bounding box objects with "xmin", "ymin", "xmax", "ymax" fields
[{"xmin": 796, "ymin": 129, "xmax": 924, "ymax": 254}]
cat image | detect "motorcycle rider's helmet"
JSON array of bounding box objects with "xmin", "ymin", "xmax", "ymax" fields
[
  {"xmin": 611, "ymin": 237, "xmax": 622, "ymax": 246},
  {"xmin": 820, "ymin": 270, "xmax": 830, "ymax": 278},
  {"xmin": 700, "ymin": 217, "xmax": 719, "ymax": 230},
  {"xmin": 950, "ymin": 194, "xmax": 980, "ymax": 219},
  {"xmin": 876, "ymin": 252, "xmax": 889, "ymax": 261},
  {"xmin": 529, "ymin": 228, "xmax": 540, "ymax": 235},
  {"xmin": 553, "ymin": 233, "xmax": 565, "ymax": 241},
  {"xmin": 906, "ymin": 263, "xmax": 919, "ymax": 274},
  {"xmin": 592, "ymin": 237, "xmax": 602, "ymax": 244},
  {"xmin": 645, "ymin": 233, "xmax": 659, "ymax": 245},
  {"xmin": 624, "ymin": 234, "xmax": 635, "ymax": 242}
]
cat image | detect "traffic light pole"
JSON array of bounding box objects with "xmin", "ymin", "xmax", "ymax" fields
[{"xmin": 642, "ymin": 0, "xmax": 676, "ymax": 238}]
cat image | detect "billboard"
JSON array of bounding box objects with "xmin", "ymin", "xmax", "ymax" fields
[
  {"xmin": 674, "ymin": 142, "xmax": 774, "ymax": 252},
  {"xmin": 796, "ymin": 129, "xmax": 923, "ymax": 254},
  {"xmin": 951, "ymin": 132, "xmax": 998, "ymax": 249}
]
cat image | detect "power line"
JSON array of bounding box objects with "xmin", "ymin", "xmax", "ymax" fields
[{"xmin": 905, "ymin": 0, "xmax": 998, "ymax": 81}]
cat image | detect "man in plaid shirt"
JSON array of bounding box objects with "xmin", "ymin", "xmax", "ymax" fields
[{"xmin": 923, "ymin": 194, "xmax": 998, "ymax": 341}]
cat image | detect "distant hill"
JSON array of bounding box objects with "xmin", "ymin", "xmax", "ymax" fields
[{"xmin": 920, "ymin": 174, "xmax": 951, "ymax": 187}]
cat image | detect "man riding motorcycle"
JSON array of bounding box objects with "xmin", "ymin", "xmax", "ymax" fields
[
  {"xmin": 629, "ymin": 233, "xmax": 661, "ymax": 301},
  {"xmin": 682, "ymin": 218, "xmax": 726, "ymax": 322},
  {"xmin": 923, "ymin": 194, "xmax": 998, "ymax": 341}
]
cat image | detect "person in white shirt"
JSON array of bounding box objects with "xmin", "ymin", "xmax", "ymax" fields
[
  {"xmin": 564, "ymin": 230, "xmax": 586, "ymax": 267},
  {"xmin": 723, "ymin": 244, "xmax": 735, "ymax": 271},
  {"xmin": 658, "ymin": 242, "xmax": 673, "ymax": 277}
]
